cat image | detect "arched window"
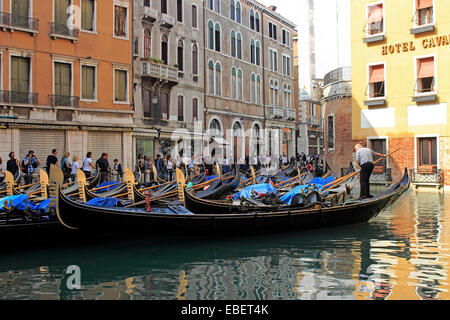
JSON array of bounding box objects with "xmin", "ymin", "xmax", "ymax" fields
[
  {"xmin": 192, "ymin": 98, "xmax": 198, "ymax": 122},
  {"xmin": 230, "ymin": 0, "xmax": 235, "ymax": 21},
  {"xmin": 255, "ymin": 12, "xmax": 260, "ymax": 32},
  {"xmin": 231, "ymin": 30, "xmax": 236, "ymax": 57},
  {"xmin": 237, "ymin": 69, "xmax": 243, "ymax": 101},
  {"xmin": 208, "ymin": 61, "xmax": 215, "ymax": 95},
  {"xmin": 215, "ymin": 23, "xmax": 221, "ymax": 52},
  {"xmin": 250, "ymin": 39, "xmax": 255, "ymax": 64},
  {"xmin": 256, "ymin": 75, "xmax": 261, "ymax": 104},
  {"xmin": 231, "ymin": 67, "xmax": 237, "ymax": 99},
  {"xmin": 250, "ymin": 9, "xmax": 255, "ymax": 30},
  {"xmin": 250, "ymin": 73, "xmax": 256, "ymax": 103},
  {"xmin": 256, "ymin": 41, "xmax": 261, "ymax": 66},
  {"xmin": 144, "ymin": 28, "xmax": 151, "ymax": 59},
  {"xmin": 236, "ymin": 33, "xmax": 242, "ymax": 59},
  {"xmin": 177, "ymin": 95, "xmax": 184, "ymax": 122},
  {"xmin": 215, "ymin": 62, "xmax": 222, "ymax": 96},
  {"xmin": 192, "ymin": 43, "xmax": 198, "ymax": 75},
  {"xmin": 270, "ymin": 80, "xmax": 274, "ymax": 105},
  {"xmin": 210, "ymin": 119, "xmax": 222, "ymax": 137},
  {"xmin": 236, "ymin": 2, "xmax": 241, "ymax": 23},
  {"xmin": 232, "ymin": 121, "xmax": 243, "ymax": 163},
  {"xmin": 161, "ymin": 35, "xmax": 168, "ymax": 65},
  {"xmin": 214, "ymin": 0, "xmax": 220, "ymax": 13},
  {"xmin": 177, "ymin": 40, "xmax": 184, "ymax": 71},
  {"xmin": 274, "ymin": 81, "xmax": 279, "ymax": 105},
  {"xmin": 253, "ymin": 123, "xmax": 261, "ymax": 155},
  {"xmin": 208, "ymin": 21, "xmax": 214, "ymax": 50}
]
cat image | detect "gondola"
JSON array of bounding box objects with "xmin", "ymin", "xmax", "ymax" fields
[{"xmin": 54, "ymin": 168, "xmax": 410, "ymax": 235}]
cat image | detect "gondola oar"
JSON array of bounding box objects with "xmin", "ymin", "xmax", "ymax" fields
[{"xmin": 321, "ymin": 148, "xmax": 401, "ymax": 195}]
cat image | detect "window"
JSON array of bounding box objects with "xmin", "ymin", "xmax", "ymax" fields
[
  {"xmin": 192, "ymin": 5, "xmax": 198, "ymax": 28},
  {"xmin": 177, "ymin": 0, "xmax": 183, "ymax": 22},
  {"xmin": 161, "ymin": 35, "xmax": 168, "ymax": 65},
  {"xmin": 231, "ymin": 31, "xmax": 236, "ymax": 57},
  {"xmin": 237, "ymin": 69, "xmax": 243, "ymax": 101},
  {"xmin": 208, "ymin": 61, "xmax": 214, "ymax": 95},
  {"xmin": 161, "ymin": 92, "xmax": 169, "ymax": 120},
  {"xmin": 250, "ymin": 10, "xmax": 255, "ymax": 30},
  {"xmin": 214, "ymin": 0, "xmax": 220, "ymax": 13},
  {"xmin": 144, "ymin": 28, "xmax": 151, "ymax": 59},
  {"xmin": 142, "ymin": 88, "xmax": 152, "ymax": 118},
  {"xmin": 177, "ymin": 96, "xmax": 184, "ymax": 122},
  {"xmin": 114, "ymin": 4, "xmax": 128, "ymax": 38},
  {"xmin": 81, "ymin": 65, "xmax": 96, "ymax": 100},
  {"xmin": 255, "ymin": 12, "xmax": 260, "ymax": 32},
  {"xmin": 250, "ymin": 74, "xmax": 255, "ymax": 103},
  {"xmin": 327, "ymin": 115, "xmax": 334, "ymax": 150},
  {"xmin": 283, "ymin": 84, "xmax": 291, "ymax": 107},
  {"xmin": 368, "ymin": 64, "xmax": 385, "ymax": 98},
  {"xmin": 256, "ymin": 75, "xmax": 261, "ymax": 104},
  {"xmin": 416, "ymin": 0, "xmax": 434, "ymax": 26},
  {"xmin": 231, "ymin": 67, "xmax": 237, "ymax": 99},
  {"xmin": 54, "ymin": 62, "xmax": 72, "ymax": 99},
  {"xmin": 54, "ymin": 0, "xmax": 71, "ymax": 28},
  {"xmin": 230, "ymin": 0, "xmax": 235, "ymax": 21},
  {"xmin": 114, "ymin": 69, "xmax": 127, "ymax": 102},
  {"xmin": 269, "ymin": 49, "xmax": 278, "ymax": 72},
  {"xmin": 416, "ymin": 56, "xmax": 435, "ymax": 93},
  {"xmin": 215, "ymin": 23, "xmax": 221, "ymax": 52},
  {"xmin": 208, "ymin": 0, "xmax": 213, "ymax": 11},
  {"xmin": 235, "ymin": 2, "xmax": 241, "ymax": 23},
  {"xmin": 236, "ymin": 33, "xmax": 242, "ymax": 59},
  {"xmin": 418, "ymin": 137, "xmax": 437, "ymax": 167},
  {"xmin": 177, "ymin": 40, "xmax": 184, "ymax": 71},
  {"xmin": 215, "ymin": 62, "xmax": 222, "ymax": 96},
  {"xmin": 192, "ymin": 44, "xmax": 198, "ymax": 75},
  {"xmin": 81, "ymin": 0, "xmax": 95, "ymax": 32},
  {"xmin": 192, "ymin": 98, "xmax": 198, "ymax": 122},
  {"xmin": 143, "ymin": 0, "xmax": 150, "ymax": 7},
  {"xmin": 10, "ymin": 56, "xmax": 30, "ymax": 99},
  {"xmin": 367, "ymin": 3, "xmax": 383, "ymax": 35},
  {"xmin": 161, "ymin": 0, "xmax": 167, "ymax": 14},
  {"xmin": 282, "ymin": 55, "xmax": 291, "ymax": 76},
  {"xmin": 208, "ymin": 21, "xmax": 214, "ymax": 50},
  {"xmin": 282, "ymin": 30, "xmax": 290, "ymax": 46},
  {"xmin": 256, "ymin": 41, "xmax": 261, "ymax": 66},
  {"xmin": 370, "ymin": 139, "xmax": 386, "ymax": 166},
  {"xmin": 269, "ymin": 22, "xmax": 277, "ymax": 40},
  {"xmin": 250, "ymin": 39, "xmax": 255, "ymax": 64}
]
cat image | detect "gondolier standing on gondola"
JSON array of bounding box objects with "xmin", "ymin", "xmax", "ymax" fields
[{"xmin": 355, "ymin": 144, "xmax": 383, "ymax": 200}]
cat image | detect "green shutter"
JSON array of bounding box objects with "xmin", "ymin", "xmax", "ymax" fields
[
  {"xmin": 82, "ymin": 0, "xmax": 94, "ymax": 31},
  {"xmin": 115, "ymin": 70, "xmax": 127, "ymax": 102},
  {"xmin": 55, "ymin": 0, "xmax": 70, "ymax": 25},
  {"xmin": 13, "ymin": 0, "xmax": 29, "ymax": 17},
  {"xmin": 54, "ymin": 62, "xmax": 71, "ymax": 97},
  {"xmin": 11, "ymin": 57, "xmax": 30, "ymax": 93},
  {"xmin": 82, "ymin": 65, "xmax": 95, "ymax": 100}
]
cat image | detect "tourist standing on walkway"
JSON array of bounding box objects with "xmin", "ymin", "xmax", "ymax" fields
[
  {"xmin": 46, "ymin": 149, "xmax": 58, "ymax": 175},
  {"xmin": 71, "ymin": 155, "xmax": 79, "ymax": 182},
  {"xmin": 82, "ymin": 152, "xmax": 95, "ymax": 178},
  {"xmin": 355, "ymin": 144, "xmax": 383, "ymax": 199},
  {"xmin": 6, "ymin": 152, "xmax": 19, "ymax": 177},
  {"xmin": 167, "ymin": 156, "xmax": 174, "ymax": 181},
  {"xmin": 60, "ymin": 152, "xmax": 72, "ymax": 183},
  {"xmin": 155, "ymin": 154, "xmax": 165, "ymax": 179},
  {"xmin": 22, "ymin": 151, "xmax": 40, "ymax": 186},
  {"xmin": 113, "ymin": 159, "xmax": 123, "ymax": 179},
  {"xmin": 96, "ymin": 153, "xmax": 110, "ymax": 183},
  {"xmin": 0, "ymin": 156, "xmax": 4, "ymax": 183}
]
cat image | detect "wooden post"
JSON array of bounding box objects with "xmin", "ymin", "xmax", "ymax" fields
[
  {"xmin": 39, "ymin": 169, "xmax": 49, "ymax": 200},
  {"xmin": 77, "ymin": 169, "xmax": 87, "ymax": 203},
  {"xmin": 176, "ymin": 168, "xmax": 186, "ymax": 206},
  {"xmin": 125, "ymin": 168, "xmax": 135, "ymax": 202}
]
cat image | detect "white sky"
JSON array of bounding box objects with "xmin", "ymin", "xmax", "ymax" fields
[{"xmin": 257, "ymin": 0, "xmax": 351, "ymax": 93}]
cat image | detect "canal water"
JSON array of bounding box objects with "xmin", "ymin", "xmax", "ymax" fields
[{"xmin": 0, "ymin": 188, "xmax": 449, "ymax": 300}]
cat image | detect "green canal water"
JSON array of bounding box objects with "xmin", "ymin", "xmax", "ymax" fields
[{"xmin": 0, "ymin": 188, "xmax": 449, "ymax": 300}]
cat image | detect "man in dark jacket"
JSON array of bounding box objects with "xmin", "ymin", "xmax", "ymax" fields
[
  {"xmin": 96, "ymin": 153, "xmax": 110, "ymax": 183},
  {"xmin": 154, "ymin": 154, "xmax": 165, "ymax": 179},
  {"xmin": 6, "ymin": 152, "xmax": 20, "ymax": 176},
  {"xmin": 46, "ymin": 149, "xmax": 59, "ymax": 174}
]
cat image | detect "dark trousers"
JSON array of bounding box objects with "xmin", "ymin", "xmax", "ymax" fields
[
  {"xmin": 360, "ymin": 162, "xmax": 374, "ymax": 199},
  {"xmin": 24, "ymin": 173, "xmax": 33, "ymax": 186}
]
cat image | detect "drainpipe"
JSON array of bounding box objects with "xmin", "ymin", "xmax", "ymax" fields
[
  {"xmin": 261, "ymin": 9, "xmax": 267, "ymax": 150},
  {"xmin": 202, "ymin": 1, "xmax": 207, "ymax": 149}
]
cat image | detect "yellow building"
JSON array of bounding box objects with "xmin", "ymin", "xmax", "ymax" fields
[{"xmin": 351, "ymin": 0, "xmax": 450, "ymax": 188}]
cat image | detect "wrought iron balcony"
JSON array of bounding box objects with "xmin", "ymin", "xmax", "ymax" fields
[
  {"xmin": 141, "ymin": 6, "xmax": 158, "ymax": 22},
  {"xmin": 0, "ymin": 12, "xmax": 39, "ymax": 33},
  {"xmin": 50, "ymin": 95, "xmax": 80, "ymax": 108},
  {"xmin": 0, "ymin": 90, "xmax": 38, "ymax": 105},
  {"xmin": 308, "ymin": 115, "xmax": 320, "ymax": 127},
  {"xmin": 269, "ymin": 105, "xmax": 284, "ymax": 119},
  {"xmin": 284, "ymin": 108, "xmax": 296, "ymax": 120},
  {"xmin": 411, "ymin": 168, "xmax": 443, "ymax": 188},
  {"xmin": 50, "ymin": 22, "xmax": 79, "ymax": 41},
  {"xmin": 141, "ymin": 61, "xmax": 178, "ymax": 83}
]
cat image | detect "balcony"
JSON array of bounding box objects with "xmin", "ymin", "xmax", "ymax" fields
[
  {"xmin": 411, "ymin": 168, "xmax": 444, "ymax": 189},
  {"xmin": 141, "ymin": 61, "xmax": 179, "ymax": 84},
  {"xmin": 141, "ymin": 6, "xmax": 158, "ymax": 22},
  {"xmin": 0, "ymin": 12, "xmax": 39, "ymax": 35},
  {"xmin": 0, "ymin": 91, "xmax": 38, "ymax": 105},
  {"xmin": 269, "ymin": 105, "xmax": 284, "ymax": 119},
  {"xmin": 50, "ymin": 95, "xmax": 80, "ymax": 108},
  {"xmin": 308, "ymin": 115, "xmax": 320, "ymax": 127},
  {"xmin": 160, "ymin": 13, "xmax": 175, "ymax": 29},
  {"xmin": 50, "ymin": 22, "xmax": 79, "ymax": 42},
  {"xmin": 284, "ymin": 108, "xmax": 296, "ymax": 120}
]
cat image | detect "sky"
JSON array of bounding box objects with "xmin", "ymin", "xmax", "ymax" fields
[{"xmin": 257, "ymin": 0, "xmax": 351, "ymax": 93}]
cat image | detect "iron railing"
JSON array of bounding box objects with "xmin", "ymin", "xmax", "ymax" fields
[
  {"xmin": 50, "ymin": 22, "xmax": 79, "ymax": 38},
  {"xmin": 410, "ymin": 168, "xmax": 443, "ymax": 185},
  {"xmin": 0, "ymin": 90, "xmax": 38, "ymax": 104},
  {"xmin": 0, "ymin": 12, "xmax": 39, "ymax": 31},
  {"xmin": 50, "ymin": 95, "xmax": 80, "ymax": 108}
]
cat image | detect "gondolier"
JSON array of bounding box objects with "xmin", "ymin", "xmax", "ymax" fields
[{"xmin": 355, "ymin": 144, "xmax": 383, "ymax": 199}]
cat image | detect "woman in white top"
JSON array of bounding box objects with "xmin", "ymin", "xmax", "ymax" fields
[
  {"xmin": 82, "ymin": 152, "xmax": 95, "ymax": 178},
  {"xmin": 167, "ymin": 155, "xmax": 174, "ymax": 181},
  {"xmin": 71, "ymin": 155, "xmax": 79, "ymax": 182},
  {"xmin": 0, "ymin": 156, "xmax": 5, "ymax": 183}
]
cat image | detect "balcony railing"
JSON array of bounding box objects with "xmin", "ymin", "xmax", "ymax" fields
[
  {"xmin": 411, "ymin": 168, "xmax": 443, "ymax": 187},
  {"xmin": 50, "ymin": 95, "xmax": 80, "ymax": 108},
  {"xmin": 160, "ymin": 13, "xmax": 175, "ymax": 28},
  {"xmin": 269, "ymin": 105, "xmax": 284, "ymax": 119},
  {"xmin": 0, "ymin": 12, "xmax": 39, "ymax": 33},
  {"xmin": 141, "ymin": 6, "xmax": 158, "ymax": 22},
  {"xmin": 141, "ymin": 61, "xmax": 178, "ymax": 82},
  {"xmin": 308, "ymin": 115, "xmax": 320, "ymax": 126},
  {"xmin": 285, "ymin": 108, "xmax": 296, "ymax": 120},
  {"xmin": 50, "ymin": 22, "xmax": 79, "ymax": 40},
  {"xmin": 0, "ymin": 90, "xmax": 38, "ymax": 105}
]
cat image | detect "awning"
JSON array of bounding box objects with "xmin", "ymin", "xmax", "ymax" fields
[
  {"xmin": 417, "ymin": 57, "xmax": 434, "ymax": 78},
  {"xmin": 418, "ymin": 0, "xmax": 433, "ymax": 10},
  {"xmin": 369, "ymin": 65, "xmax": 385, "ymax": 83},
  {"xmin": 367, "ymin": 4, "xmax": 383, "ymax": 23}
]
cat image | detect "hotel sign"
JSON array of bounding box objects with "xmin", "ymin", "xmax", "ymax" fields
[{"xmin": 381, "ymin": 35, "xmax": 450, "ymax": 55}]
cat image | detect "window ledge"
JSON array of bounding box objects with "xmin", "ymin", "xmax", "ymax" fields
[
  {"xmin": 410, "ymin": 24, "xmax": 435, "ymax": 35},
  {"xmin": 364, "ymin": 98, "xmax": 386, "ymax": 106},
  {"xmin": 412, "ymin": 93, "xmax": 437, "ymax": 102},
  {"xmin": 363, "ymin": 34, "xmax": 385, "ymax": 43}
]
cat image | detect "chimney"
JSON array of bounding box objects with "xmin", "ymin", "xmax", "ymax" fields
[{"xmin": 268, "ymin": 5, "xmax": 277, "ymax": 11}]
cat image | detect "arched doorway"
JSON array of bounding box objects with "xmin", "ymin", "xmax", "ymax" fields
[{"xmin": 232, "ymin": 121, "xmax": 243, "ymax": 164}]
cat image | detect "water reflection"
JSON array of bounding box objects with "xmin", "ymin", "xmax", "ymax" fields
[{"xmin": 0, "ymin": 190, "xmax": 449, "ymax": 300}]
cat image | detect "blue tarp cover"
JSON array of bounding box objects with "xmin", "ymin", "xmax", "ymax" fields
[
  {"xmin": 233, "ymin": 183, "xmax": 278, "ymax": 200},
  {"xmin": 0, "ymin": 195, "xmax": 55, "ymax": 213},
  {"xmin": 280, "ymin": 176, "xmax": 336, "ymax": 205},
  {"xmin": 205, "ymin": 175, "xmax": 218, "ymax": 181},
  {"xmin": 94, "ymin": 181, "xmax": 121, "ymax": 194},
  {"xmin": 86, "ymin": 197, "xmax": 121, "ymax": 208}
]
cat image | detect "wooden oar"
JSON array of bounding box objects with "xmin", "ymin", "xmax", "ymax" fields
[{"xmin": 321, "ymin": 148, "xmax": 401, "ymax": 194}]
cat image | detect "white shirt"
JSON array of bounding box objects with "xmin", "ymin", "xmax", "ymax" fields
[
  {"xmin": 82, "ymin": 157, "xmax": 92, "ymax": 171},
  {"xmin": 167, "ymin": 160, "xmax": 174, "ymax": 170},
  {"xmin": 71, "ymin": 161, "xmax": 79, "ymax": 175},
  {"xmin": 0, "ymin": 163, "xmax": 5, "ymax": 178}
]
